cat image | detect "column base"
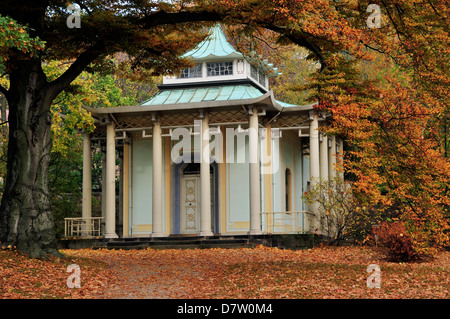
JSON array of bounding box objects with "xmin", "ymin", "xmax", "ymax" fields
[
  {"xmin": 199, "ymin": 231, "xmax": 214, "ymax": 237},
  {"xmin": 104, "ymin": 233, "xmax": 119, "ymax": 239},
  {"xmin": 248, "ymin": 230, "xmax": 262, "ymax": 235},
  {"xmin": 151, "ymin": 232, "xmax": 166, "ymax": 238}
]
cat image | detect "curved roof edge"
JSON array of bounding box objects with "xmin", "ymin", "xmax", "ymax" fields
[
  {"xmin": 83, "ymin": 90, "xmax": 279, "ymax": 115},
  {"xmin": 83, "ymin": 91, "xmax": 318, "ymax": 117},
  {"xmin": 275, "ymin": 100, "xmax": 318, "ymax": 111}
]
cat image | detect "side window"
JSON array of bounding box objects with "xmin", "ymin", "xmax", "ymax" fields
[{"xmin": 285, "ymin": 168, "xmax": 292, "ymax": 211}]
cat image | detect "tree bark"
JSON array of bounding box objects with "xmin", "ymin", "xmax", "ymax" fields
[{"xmin": 0, "ymin": 59, "xmax": 62, "ymax": 258}]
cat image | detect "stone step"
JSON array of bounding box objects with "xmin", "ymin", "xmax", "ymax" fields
[
  {"xmin": 85, "ymin": 234, "xmax": 322, "ymax": 250},
  {"xmin": 97, "ymin": 236, "xmax": 251, "ymax": 250}
]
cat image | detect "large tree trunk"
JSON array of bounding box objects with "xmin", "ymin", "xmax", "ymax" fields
[{"xmin": 0, "ymin": 60, "xmax": 62, "ymax": 258}]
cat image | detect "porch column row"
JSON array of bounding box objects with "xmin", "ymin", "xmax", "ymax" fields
[
  {"xmin": 83, "ymin": 120, "xmax": 167, "ymax": 239},
  {"xmin": 310, "ymin": 116, "xmax": 340, "ymax": 183},
  {"xmin": 151, "ymin": 109, "xmax": 261, "ymax": 237},
  {"xmin": 82, "ymin": 125, "xmax": 118, "ymax": 239},
  {"xmin": 309, "ymin": 115, "xmax": 321, "ymax": 232},
  {"xmin": 308, "ymin": 114, "xmax": 343, "ymax": 233},
  {"xmin": 82, "ymin": 115, "xmax": 343, "ymax": 238}
]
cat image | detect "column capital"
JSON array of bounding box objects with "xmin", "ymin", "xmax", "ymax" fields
[
  {"xmin": 309, "ymin": 110, "xmax": 319, "ymax": 120},
  {"xmin": 150, "ymin": 111, "xmax": 158, "ymax": 122},
  {"xmin": 309, "ymin": 110, "xmax": 328, "ymax": 120},
  {"xmin": 247, "ymin": 105, "xmax": 266, "ymax": 116},
  {"xmin": 198, "ymin": 108, "xmax": 209, "ymax": 119}
]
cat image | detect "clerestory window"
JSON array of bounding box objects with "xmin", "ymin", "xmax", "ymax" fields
[
  {"xmin": 206, "ymin": 61, "xmax": 233, "ymax": 76},
  {"xmin": 178, "ymin": 63, "xmax": 203, "ymax": 78}
]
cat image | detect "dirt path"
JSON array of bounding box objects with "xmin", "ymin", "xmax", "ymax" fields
[{"xmin": 88, "ymin": 248, "xmax": 220, "ymax": 299}]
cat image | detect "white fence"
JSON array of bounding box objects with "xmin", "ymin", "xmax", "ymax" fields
[{"xmin": 64, "ymin": 217, "xmax": 104, "ymax": 238}]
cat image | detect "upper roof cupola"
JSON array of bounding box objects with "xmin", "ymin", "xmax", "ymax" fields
[{"xmin": 162, "ymin": 25, "xmax": 278, "ymax": 92}]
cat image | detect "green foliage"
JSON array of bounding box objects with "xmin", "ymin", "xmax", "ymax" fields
[
  {"xmin": 0, "ymin": 14, "xmax": 45, "ymax": 73},
  {"xmin": 270, "ymin": 46, "xmax": 320, "ymax": 105},
  {"xmin": 43, "ymin": 61, "xmax": 158, "ymax": 235},
  {"xmin": 45, "ymin": 60, "xmax": 158, "ymax": 156}
]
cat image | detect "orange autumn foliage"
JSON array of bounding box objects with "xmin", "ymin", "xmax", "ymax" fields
[
  {"xmin": 374, "ymin": 221, "xmax": 419, "ymax": 262},
  {"xmin": 305, "ymin": 0, "xmax": 450, "ymax": 257}
]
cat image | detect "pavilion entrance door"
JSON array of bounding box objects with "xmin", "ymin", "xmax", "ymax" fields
[{"xmin": 180, "ymin": 176, "xmax": 201, "ymax": 234}]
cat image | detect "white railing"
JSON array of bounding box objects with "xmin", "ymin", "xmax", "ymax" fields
[
  {"xmin": 260, "ymin": 211, "xmax": 312, "ymax": 234},
  {"xmin": 64, "ymin": 217, "xmax": 104, "ymax": 238}
]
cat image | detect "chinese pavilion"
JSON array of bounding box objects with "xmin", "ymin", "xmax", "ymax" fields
[{"xmin": 80, "ymin": 25, "xmax": 343, "ymax": 239}]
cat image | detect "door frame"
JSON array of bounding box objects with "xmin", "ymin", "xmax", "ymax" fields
[
  {"xmin": 180, "ymin": 175, "xmax": 201, "ymax": 234},
  {"xmin": 172, "ymin": 157, "xmax": 219, "ymax": 235}
]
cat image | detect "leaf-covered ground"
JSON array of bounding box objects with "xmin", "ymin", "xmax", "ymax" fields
[{"xmin": 0, "ymin": 245, "xmax": 448, "ymax": 299}]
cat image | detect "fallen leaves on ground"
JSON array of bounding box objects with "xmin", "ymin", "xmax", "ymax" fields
[
  {"xmin": 0, "ymin": 248, "xmax": 114, "ymax": 298},
  {"xmin": 0, "ymin": 245, "xmax": 448, "ymax": 299}
]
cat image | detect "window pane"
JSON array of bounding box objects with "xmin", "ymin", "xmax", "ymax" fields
[
  {"xmin": 251, "ymin": 65, "xmax": 258, "ymax": 79},
  {"xmin": 178, "ymin": 63, "xmax": 202, "ymax": 78},
  {"xmin": 259, "ymin": 72, "xmax": 265, "ymax": 86},
  {"xmin": 207, "ymin": 61, "xmax": 233, "ymax": 76}
]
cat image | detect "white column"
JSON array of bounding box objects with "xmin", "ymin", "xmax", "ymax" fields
[
  {"xmin": 152, "ymin": 121, "xmax": 164, "ymax": 237},
  {"xmin": 329, "ymin": 135, "xmax": 337, "ymax": 179},
  {"xmin": 105, "ymin": 122, "xmax": 118, "ymax": 238},
  {"xmin": 319, "ymin": 131, "xmax": 328, "ymax": 181},
  {"xmin": 249, "ymin": 108, "xmax": 261, "ymax": 235},
  {"xmin": 309, "ymin": 115, "xmax": 320, "ymax": 232},
  {"xmin": 199, "ymin": 114, "xmax": 213, "ymax": 236},
  {"xmin": 82, "ymin": 133, "xmax": 92, "ymax": 236}
]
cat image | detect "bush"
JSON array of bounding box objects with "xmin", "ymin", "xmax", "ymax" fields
[
  {"xmin": 373, "ymin": 221, "xmax": 421, "ymax": 262},
  {"xmin": 302, "ymin": 176, "xmax": 357, "ymax": 245}
]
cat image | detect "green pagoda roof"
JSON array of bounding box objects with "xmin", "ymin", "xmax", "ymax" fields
[
  {"xmin": 141, "ymin": 84, "xmax": 262, "ymax": 106},
  {"xmin": 182, "ymin": 25, "xmax": 243, "ymax": 60},
  {"xmin": 139, "ymin": 84, "xmax": 310, "ymax": 110}
]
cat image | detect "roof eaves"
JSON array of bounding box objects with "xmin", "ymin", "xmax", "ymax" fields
[{"xmin": 84, "ymin": 91, "xmax": 280, "ymax": 116}]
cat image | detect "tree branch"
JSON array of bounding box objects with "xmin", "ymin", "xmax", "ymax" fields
[
  {"xmin": 139, "ymin": 10, "xmax": 326, "ymax": 67},
  {"xmin": 47, "ymin": 43, "xmax": 104, "ymax": 99},
  {"xmin": 47, "ymin": 10, "xmax": 225, "ymax": 98},
  {"xmin": 47, "ymin": 8, "xmax": 327, "ymax": 98},
  {"xmin": 258, "ymin": 24, "xmax": 326, "ymax": 69},
  {"xmin": 137, "ymin": 10, "xmax": 223, "ymax": 28},
  {"xmin": 0, "ymin": 85, "xmax": 9, "ymax": 98}
]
